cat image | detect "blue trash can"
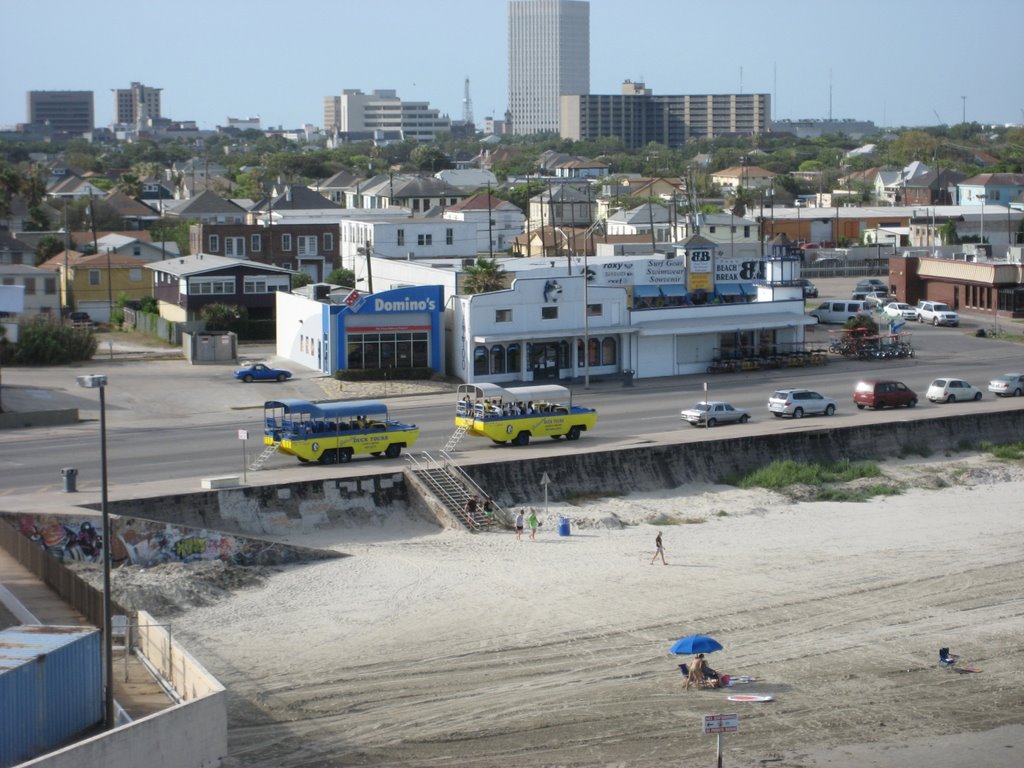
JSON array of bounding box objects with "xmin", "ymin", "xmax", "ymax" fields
[{"xmin": 558, "ymin": 516, "xmax": 571, "ymax": 536}]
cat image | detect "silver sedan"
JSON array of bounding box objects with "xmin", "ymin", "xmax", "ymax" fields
[
  {"xmin": 988, "ymin": 373, "xmax": 1024, "ymax": 397},
  {"xmin": 681, "ymin": 401, "xmax": 751, "ymax": 427}
]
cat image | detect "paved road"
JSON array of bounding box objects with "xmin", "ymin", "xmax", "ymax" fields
[{"xmin": 1, "ymin": 279, "xmax": 1021, "ymax": 497}]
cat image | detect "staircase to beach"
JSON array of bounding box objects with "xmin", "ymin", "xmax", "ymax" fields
[{"xmin": 405, "ymin": 451, "xmax": 504, "ymax": 531}]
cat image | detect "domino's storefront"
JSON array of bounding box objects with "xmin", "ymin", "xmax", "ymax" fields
[
  {"xmin": 338, "ymin": 285, "xmax": 444, "ymax": 372},
  {"xmin": 276, "ymin": 284, "xmax": 445, "ymax": 375}
]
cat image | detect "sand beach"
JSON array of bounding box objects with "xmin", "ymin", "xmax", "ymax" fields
[{"xmin": 97, "ymin": 453, "xmax": 1024, "ymax": 767}]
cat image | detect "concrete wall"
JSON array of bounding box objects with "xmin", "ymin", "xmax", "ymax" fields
[
  {"xmin": 0, "ymin": 408, "xmax": 78, "ymax": 430},
  {"xmin": 456, "ymin": 409, "xmax": 1024, "ymax": 505},
  {"xmin": 21, "ymin": 611, "xmax": 227, "ymax": 768}
]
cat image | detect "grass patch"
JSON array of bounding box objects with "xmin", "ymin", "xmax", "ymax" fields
[
  {"xmin": 815, "ymin": 484, "xmax": 903, "ymax": 502},
  {"xmin": 714, "ymin": 510, "xmax": 729, "ymax": 517},
  {"xmin": 649, "ymin": 513, "xmax": 705, "ymax": 526},
  {"xmin": 725, "ymin": 459, "xmax": 883, "ymax": 490},
  {"xmin": 986, "ymin": 441, "xmax": 1024, "ymax": 461}
]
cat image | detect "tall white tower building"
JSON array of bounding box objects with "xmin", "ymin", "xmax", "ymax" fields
[{"xmin": 508, "ymin": 0, "xmax": 589, "ymax": 136}]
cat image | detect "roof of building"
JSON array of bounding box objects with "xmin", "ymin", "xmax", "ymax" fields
[
  {"xmin": 961, "ymin": 172, "xmax": 1024, "ymax": 186},
  {"xmin": 445, "ymin": 194, "xmax": 521, "ymax": 213},
  {"xmin": 608, "ymin": 203, "xmax": 670, "ymax": 225},
  {"xmin": 164, "ymin": 190, "xmax": 247, "ymax": 216},
  {"xmin": 145, "ymin": 253, "xmax": 296, "ymax": 277}
]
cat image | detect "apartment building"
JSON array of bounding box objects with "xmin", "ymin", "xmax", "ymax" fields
[
  {"xmin": 323, "ymin": 89, "xmax": 450, "ymax": 142},
  {"xmin": 113, "ymin": 82, "xmax": 162, "ymax": 126},
  {"xmin": 26, "ymin": 91, "xmax": 94, "ymax": 135},
  {"xmin": 560, "ymin": 81, "xmax": 770, "ymax": 148}
]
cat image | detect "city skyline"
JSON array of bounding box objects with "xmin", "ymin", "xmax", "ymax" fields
[{"xmin": 2, "ymin": 0, "xmax": 1022, "ymax": 134}]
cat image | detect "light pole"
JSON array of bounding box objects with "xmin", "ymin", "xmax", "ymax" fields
[
  {"xmin": 76, "ymin": 373, "xmax": 114, "ymax": 730},
  {"xmin": 978, "ymin": 194, "xmax": 986, "ymax": 247}
]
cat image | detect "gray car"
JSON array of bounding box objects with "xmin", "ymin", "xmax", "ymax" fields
[
  {"xmin": 768, "ymin": 388, "xmax": 837, "ymax": 418},
  {"xmin": 988, "ymin": 373, "xmax": 1024, "ymax": 397},
  {"xmin": 680, "ymin": 401, "xmax": 751, "ymax": 427}
]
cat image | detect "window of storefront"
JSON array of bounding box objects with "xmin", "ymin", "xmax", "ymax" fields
[
  {"xmin": 474, "ymin": 345, "xmax": 488, "ymax": 375},
  {"xmin": 601, "ymin": 337, "xmax": 617, "ymax": 365},
  {"xmin": 507, "ymin": 343, "xmax": 521, "ymax": 373},
  {"xmin": 490, "ymin": 345, "xmax": 506, "ymax": 373},
  {"xmin": 348, "ymin": 331, "xmax": 429, "ymax": 369}
]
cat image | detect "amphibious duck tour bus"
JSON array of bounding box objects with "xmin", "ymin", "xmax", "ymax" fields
[
  {"xmin": 455, "ymin": 383, "xmax": 598, "ymax": 446},
  {"xmin": 264, "ymin": 399, "xmax": 419, "ymax": 464}
]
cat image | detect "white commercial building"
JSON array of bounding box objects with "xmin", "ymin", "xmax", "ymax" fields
[{"xmin": 508, "ymin": 0, "xmax": 589, "ymax": 135}]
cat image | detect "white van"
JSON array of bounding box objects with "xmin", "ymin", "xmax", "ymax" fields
[{"xmin": 809, "ymin": 300, "xmax": 868, "ymax": 324}]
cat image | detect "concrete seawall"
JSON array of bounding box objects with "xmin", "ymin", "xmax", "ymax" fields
[
  {"xmin": 90, "ymin": 410, "xmax": 1024, "ymax": 536},
  {"xmin": 459, "ymin": 410, "xmax": 1024, "ymax": 503}
]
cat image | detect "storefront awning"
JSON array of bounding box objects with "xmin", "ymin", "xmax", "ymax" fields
[
  {"xmin": 660, "ymin": 284, "xmax": 688, "ymax": 297},
  {"xmin": 637, "ymin": 312, "xmax": 817, "ymax": 337},
  {"xmin": 474, "ymin": 325, "xmax": 638, "ymax": 344},
  {"xmin": 739, "ymin": 283, "xmax": 758, "ymax": 295},
  {"xmin": 715, "ymin": 283, "xmax": 743, "ymax": 295},
  {"xmin": 633, "ymin": 284, "xmax": 662, "ymax": 297}
]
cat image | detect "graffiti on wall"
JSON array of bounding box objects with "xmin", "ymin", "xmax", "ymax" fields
[{"xmin": 15, "ymin": 514, "xmax": 299, "ymax": 568}]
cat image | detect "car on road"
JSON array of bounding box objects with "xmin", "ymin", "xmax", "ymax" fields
[
  {"xmin": 767, "ymin": 389, "xmax": 837, "ymax": 418},
  {"xmin": 680, "ymin": 401, "xmax": 751, "ymax": 427},
  {"xmin": 812, "ymin": 256, "xmax": 844, "ymax": 269},
  {"xmin": 233, "ymin": 362, "xmax": 293, "ymax": 383},
  {"xmin": 883, "ymin": 302, "xmax": 918, "ymax": 320},
  {"xmin": 863, "ymin": 291, "xmax": 894, "ymax": 308},
  {"xmin": 854, "ymin": 380, "xmax": 918, "ymax": 409},
  {"xmin": 926, "ymin": 378, "xmax": 982, "ymax": 403},
  {"xmin": 916, "ymin": 301, "xmax": 959, "ymax": 326},
  {"xmin": 987, "ymin": 373, "xmax": 1024, "ymax": 397}
]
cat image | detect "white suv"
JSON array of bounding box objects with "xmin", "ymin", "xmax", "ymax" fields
[
  {"xmin": 916, "ymin": 301, "xmax": 959, "ymax": 326},
  {"xmin": 767, "ymin": 389, "xmax": 837, "ymax": 419}
]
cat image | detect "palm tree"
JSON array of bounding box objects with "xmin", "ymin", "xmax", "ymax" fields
[
  {"xmin": 461, "ymin": 257, "xmax": 508, "ymax": 294},
  {"xmin": 729, "ymin": 185, "xmax": 757, "ymax": 219}
]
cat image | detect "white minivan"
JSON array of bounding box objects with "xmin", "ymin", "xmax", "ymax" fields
[{"xmin": 809, "ymin": 300, "xmax": 869, "ymax": 324}]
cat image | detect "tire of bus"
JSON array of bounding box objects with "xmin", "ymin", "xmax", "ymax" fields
[
  {"xmin": 566, "ymin": 425, "xmax": 582, "ymax": 441},
  {"xmin": 319, "ymin": 449, "xmax": 337, "ymax": 465},
  {"xmin": 384, "ymin": 444, "xmax": 401, "ymax": 459},
  {"xmin": 514, "ymin": 431, "xmax": 531, "ymax": 446},
  {"xmin": 338, "ymin": 448, "xmax": 353, "ymax": 463}
]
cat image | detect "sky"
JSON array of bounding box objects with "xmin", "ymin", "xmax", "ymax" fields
[{"xmin": 2, "ymin": 0, "xmax": 1022, "ymax": 132}]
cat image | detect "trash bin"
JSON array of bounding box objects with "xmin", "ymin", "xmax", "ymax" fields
[
  {"xmin": 61, "ymin": 467, "xmax": 78, "ymax": 493},
  {"xmin": 558, "ymin": 515, "xmax": 571, "ymax": 537},
  {"xmin": 622, "ymin": 369, "xmax": 635, "ymax": 387}
]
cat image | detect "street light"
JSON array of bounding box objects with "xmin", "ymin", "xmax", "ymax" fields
[
  {"xmin": 76, "ymin": 373, "xmax": 114, "ymax": 730},
  {"xmin": 977, "ymin": 193, "xmax": 986, "ymax": 247}
]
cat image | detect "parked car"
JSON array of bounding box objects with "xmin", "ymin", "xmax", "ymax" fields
[
  {"xmin": 916, "ymin": 301, "xmax": 959, "ymax": 327},
  {"xmin": 883, "ymin": 302, "xmax": 918, "ymax": 320},
  {"xmin": 233, "ymin": 362, "xmax": 293, "ymax": 383},
  {"xmin": 926, "ymin": 378, "xmax": 982, "ymax": 403},
  {"xmin": 768, "ymin": 389, "xmax": 837, "ymax": 418},
  {"xmin": 680, "ymin": 401, "xmax": 751, "ymax": 427},
  {"xmin": 67, "ymin": 311, "xmax": 92, "ymax": 327},
  {"xmin": 809, "ymin": 300, "xmax": 868, "ymax": 324},
  {"xmin": 812, "ymin": 256, "xmax": 844, "ymax": 268},
  {"xmin": 855, "ymin": 278, "xmax": 887, "ymax": 292},
  {"xmin": 853, "ymin": 288, "xmax": 891, "ymax": 302},
  {"xmin": 854, "ymin": 380, "xmax": 918, "ymax": 409},
  {"xmin": 795, "ymin": 278, "xmax": 818, "ymax": 298},
  {"xmin": 987, "ymin": 373, "xmax": 1024, "ymax": 397}
]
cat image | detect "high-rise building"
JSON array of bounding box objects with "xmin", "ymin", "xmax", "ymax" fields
[
  {"xmin": 508, "ymin": 0, "xmax": 589, "ymax": 136},
  {"xmin": 561, "ymin": 82, "xmax": 771, "ymax": 148},
  {"xmin": 322, "ymin": 89, "xmax": 450, "ymax": 142},
  {"xmin": 26, "ymin": 91, "xmax": 94, "ymax": 134},
  {"xmin": 112, "ymin": 82, "xmax": 163, "ymax": 126}
]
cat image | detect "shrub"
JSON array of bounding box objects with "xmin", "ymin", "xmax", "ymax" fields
[
  {"xmin": 334, "ymin": 367, "xmax": 435, "ymax": 381},
  {"xmin": 12, "ymin": 317, "xmax": 97, "ymax": 365}
]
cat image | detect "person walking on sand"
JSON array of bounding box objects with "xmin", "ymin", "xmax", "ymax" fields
[
  {"xmin": 651, "ymin": 530, "xmax": 667, "ymax": 565},
  {"xmin": 528, "ymin": 510, "xmax": 540, "ymax": 540},
  {"xmin": 515, "ymin": 511, "xmax": 525, "ymax": 541}
]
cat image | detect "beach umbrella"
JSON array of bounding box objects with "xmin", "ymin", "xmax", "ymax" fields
[{"xmin": 669, "ymin": 634, "xmax": 723, "ymax": 655}]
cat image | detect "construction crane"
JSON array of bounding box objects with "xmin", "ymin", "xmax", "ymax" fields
[{"xmin": 933, "ymin": 109, "xmax": 944, "ymax": 126}]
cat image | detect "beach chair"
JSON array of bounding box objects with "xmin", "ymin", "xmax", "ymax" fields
[{"xmin": 939, "ymin": 647, "xmax": 959, "ymax": 667}]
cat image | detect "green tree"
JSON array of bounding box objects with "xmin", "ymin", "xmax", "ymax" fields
[
  {"xmin": 938, "ymin": 220, "xmax": 960, "ymax": 245},
  {"xmin": 325, "ymin": 267, "xmax": 355, "ymax": 287},
  {"xmin": 200, "ymin": 303, "xmax": 247, "ymax": 333},
  {"xmin": 114, "ymin": 173, "xmax": 143, "ymax": 198},
  {"xmin": 461, "ymin": 257, "xmax": 508, "ymax": 294},
  {"xmin": 34, "ymin": 235, "xmax": 63, "ymax": 264},
  {"xmin": 291, "ymin": 272, "xmax": 312, "ymax": 289}
]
